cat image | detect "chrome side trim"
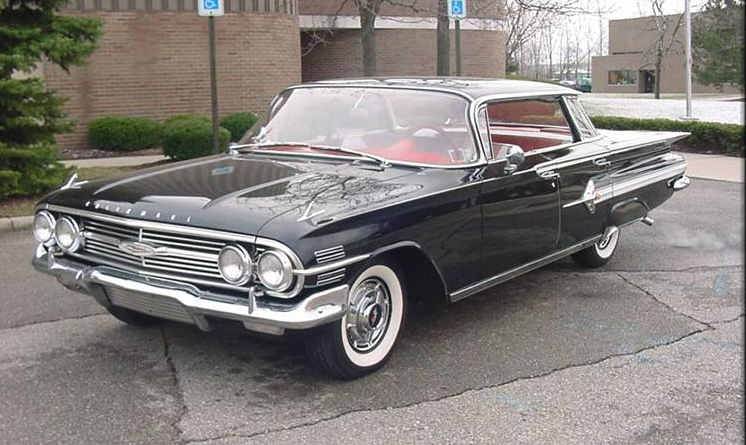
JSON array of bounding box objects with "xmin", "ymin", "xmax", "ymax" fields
[
  {"xmin": 563, "ymin": 162, "xmax": 686, "ymax": 210},
  {"xmin": 612, "ymin": 162, "xmax": 686, "ymax": 198},
  {"xmin": 314, "ymin": 245, "xmax": 345, "ymax": 264},
  {"xmin": 295, "ymin": 254, "xmax": 371, "ymax": 276},
  {"xmin": 450, "ymin": 235, "xmax": 602, "ymax": 302}
]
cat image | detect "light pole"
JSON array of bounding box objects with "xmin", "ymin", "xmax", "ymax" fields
[{"xmin": 685, "ymin": 0, "xmax": 693, "ymax": 119}]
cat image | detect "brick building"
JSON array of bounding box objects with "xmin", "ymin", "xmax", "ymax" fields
[
  {"xmin": 591, "ymin": 14, "xmax": 742, "ymax": 94},
  {"xmin": 38, "ymin": 0, "xmax": 506, "ymax": 150}
]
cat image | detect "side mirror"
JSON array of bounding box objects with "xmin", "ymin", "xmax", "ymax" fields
[{"xmin": 504, "ymin": 145, "xmax": 525, "ymax": 174}]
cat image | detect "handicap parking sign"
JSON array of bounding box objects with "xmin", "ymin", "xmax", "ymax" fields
[
  {"xmin": 448, "ymin": 0, "xmax": 466, "ymax": 19},
  {"xmin": 198, "ymin": 0, "xmax": 223, "ymax": 16}
]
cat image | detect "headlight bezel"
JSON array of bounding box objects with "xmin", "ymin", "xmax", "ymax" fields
[
  {"xmin": 256, "ymin": 250, "xmax": 295, "ymax": 292},
  {"xmin": 217, "ymin": 244, "xmax": 253, "ymax": 286},
  {"xmin": 33, "ymin": 211, "xmax": 57, "ymax": 245},
  {"xmin": 54, "ymin": 216, "xmax": 82, "ymax": 253}
]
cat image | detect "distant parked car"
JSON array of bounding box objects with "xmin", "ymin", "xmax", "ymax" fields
[
  {"xmin": 575, "ymin": 77, "xmax": 592, "ymax": 92},
  {"xmin": 559, "ymin": 79, "xmax": 577, "ymax": 88},
  {"xmin": 32, "ymin": 78, "xmax": 691, "ymax": 379}
]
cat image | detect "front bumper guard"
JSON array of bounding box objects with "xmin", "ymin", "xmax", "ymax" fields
[{"xmin": 32, "ymin": 244, "xmax": 348, "ymax": 335}]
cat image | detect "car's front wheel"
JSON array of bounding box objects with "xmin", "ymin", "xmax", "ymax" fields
[
  {"xmin": 305, "ymin": 259, "xmax": 407, "ymax": 379},
  {"xmin": 572, "ymin": 228, "xmax": 620, "ymax": 268}
]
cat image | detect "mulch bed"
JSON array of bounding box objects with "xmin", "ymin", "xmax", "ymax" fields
[{"xmin": 58, "ymin": 147, "xmax": 163, "ymax": 160}]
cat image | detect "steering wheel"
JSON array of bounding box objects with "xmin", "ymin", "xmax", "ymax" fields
[{"xmin": 406, "ymin": 126, "xmax": 457, "ymax": 154}]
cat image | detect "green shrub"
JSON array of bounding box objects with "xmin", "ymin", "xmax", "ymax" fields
[
  {"xmin": 220, "ymin": 112, "xmax": 259, "ymax": 141},
  {"xmin": 161, "ymin": 119, "xmax": 230, "ymax": 161},
  {"xmin": 163, "ymin": 114, "xmax": 210, "ymax": 127},
  {"xmin": 88, "ymin": 116, "xmax": 162, "ymax": 151},
  {"xmin": 0, "ymin": 142, "xmax": 72, "ymax": 200},
  {"xmin": 590, "ymin": 116, "xmax": 745, "ymax": 154}
]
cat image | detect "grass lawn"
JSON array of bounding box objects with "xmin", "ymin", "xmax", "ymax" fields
[{"xmin": 0, "ymin": 165, "xmax": 142, "ymax": 218}]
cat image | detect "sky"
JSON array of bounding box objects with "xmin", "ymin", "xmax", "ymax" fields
[{"xmin": 603, "ymin": 0, "xmax": 708, "ymax": 20}]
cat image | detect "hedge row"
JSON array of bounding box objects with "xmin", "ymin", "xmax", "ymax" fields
[
  {"xmin": 590, "ymin": 116, "xmax": 745, "ymax": 154},
  {"xmin": 161, "ymin": 116, "xmax": 230, "ymax": 161},
  {"xmin": 88, "ymin": 111, "xmax": 258, "ymax": 158}
]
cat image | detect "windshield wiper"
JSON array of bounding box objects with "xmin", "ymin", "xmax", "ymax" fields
[{"xmin": 236, "ymin": 142, "xmax": 391, "ymax": 169}]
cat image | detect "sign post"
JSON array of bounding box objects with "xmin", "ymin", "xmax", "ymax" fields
[
  {"xmin": 198, "ymin": 0, "xmax": 224, "ymax": 153},
  {"xmin": 448, "ymin": 0, "xmax": 466, "ymax": 76}
]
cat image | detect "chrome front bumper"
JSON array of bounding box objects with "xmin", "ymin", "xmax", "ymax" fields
[{"xmin": 32, "ymin": 244, "xmax": 349, "ymax": 335}]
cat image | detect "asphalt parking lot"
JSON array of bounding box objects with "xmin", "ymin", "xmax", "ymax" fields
[{"xmin": 0, "ymin": 178, "xmax": 742, "ymax": 445}]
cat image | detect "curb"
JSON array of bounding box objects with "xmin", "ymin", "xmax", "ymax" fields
[{"xmin": 0, "ymin": 216, "xmax": 33, "ymax": 233}]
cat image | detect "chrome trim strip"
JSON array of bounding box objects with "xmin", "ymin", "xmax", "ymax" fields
[
  {"xmin": 295, "ymin": 254, "xmax": 371, "ymax": 276},
  {"xmin": 562, "ymin": 162, "xmax": 685, "ymax": 209},
  {"xmin": 45, "ymin": 205, "xmax": 258, "ymax": 244},
  {"xmin": 450, "ymin": 235, "xmax": 602, "ymax": 302},
  {"xmin": 612, "ymin": 163, "xmax": 686, "ymax": 198}
]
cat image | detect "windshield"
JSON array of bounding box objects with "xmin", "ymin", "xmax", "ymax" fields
[{"xmin": 238, "ymin": 87, "xmax": 479, "ymax": 166}]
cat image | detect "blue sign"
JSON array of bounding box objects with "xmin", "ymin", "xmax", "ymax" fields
[
  {"xmin": 198, "ymin": 0, "xmax": 223, "ymax": 16},
  {"xmin": 448, "ymin": 0, "xmax": 466, "ymax": 18}
]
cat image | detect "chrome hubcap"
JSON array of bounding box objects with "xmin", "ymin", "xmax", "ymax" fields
[{"xmin": 346, "ymin": 278, "xmax": 391, "ymax": 352}]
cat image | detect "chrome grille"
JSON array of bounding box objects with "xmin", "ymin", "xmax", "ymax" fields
[
  {"xmin": 80, "ymin": 217, "xmax": 228, "ymax": 283},
  {"xmin": 106, "ymin": 286, "xmax": 195, "ymax": 325}
]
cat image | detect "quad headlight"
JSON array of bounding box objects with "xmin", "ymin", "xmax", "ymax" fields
[
  {"xmin": 256, "ymin": 250, "xmax": 294, "ymax": 292},
  {"xmin": 33, "ymin": 211, "xmax": 56, "ymax": 245},
  {"xmin": 54, "ymin": 216, "xmax": 82, "ymax": 252},
  {"xmin": 218, "ymin": 245, "xmax": 253, "ymax": 285}
]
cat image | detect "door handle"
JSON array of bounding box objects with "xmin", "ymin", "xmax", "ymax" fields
[
  {"xmin": 593, "ymin": 158, "xmax": 611, "ymax": 167},
  {"xmin": 539, "ymin": 170, "xmax": 560, "ymax": 180}
]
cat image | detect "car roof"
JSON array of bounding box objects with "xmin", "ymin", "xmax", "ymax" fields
[{"xmin": 297, "ymin": 77, "xmax": 580, "ymax": 101}]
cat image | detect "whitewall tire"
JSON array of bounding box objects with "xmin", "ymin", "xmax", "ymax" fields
[
  {"xmin": 305, "ymin": 259, "xmax": 407, "ymax": 379},
  {"xmin": 571, "ymin": 228, "xmax": 620, "ymax": 268}
]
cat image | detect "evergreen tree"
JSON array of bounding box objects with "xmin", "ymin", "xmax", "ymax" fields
[
  {"xmin": 0, "ymin": 0, "xmax": 102, "ymax": 199},
  {"xmin": 693, "ymin": 0, "xmax": 744, "ymax": 90}
]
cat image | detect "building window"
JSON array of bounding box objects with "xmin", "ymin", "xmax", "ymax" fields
[{"xmin": 608, "ymin": 70, "xmax": 638, "ymax": 85}]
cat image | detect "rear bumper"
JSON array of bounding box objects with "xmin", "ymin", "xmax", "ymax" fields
[{"xmin": 32, "ymin": 244, "xmax": 348, "ymax": 334}]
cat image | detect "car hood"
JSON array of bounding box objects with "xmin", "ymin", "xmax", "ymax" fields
[{"xmin": 43, "ymin": 154, "xmax": 421, "ymax": 235}]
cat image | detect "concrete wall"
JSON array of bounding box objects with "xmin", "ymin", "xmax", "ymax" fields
[
  {"xmin": 45, "ymin": 10, "xmax": 301, "ymax": 150},
  {"xmin": 301, "ymin": 28, "xmax": 505, "ymax": 82}
]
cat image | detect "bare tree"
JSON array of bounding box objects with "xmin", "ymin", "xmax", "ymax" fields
[
  {"xmin": 436, "ymin": 0, "xmax": 450, "ymax": 75},
  {"xmin": 642, "ymin": 0, "xmax": 685, "ymax": 98}
]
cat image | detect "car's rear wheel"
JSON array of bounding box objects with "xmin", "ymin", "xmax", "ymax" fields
[
  {"xmin": 305, "ymin": 259, "xmax": 407, "ymax": 379},
  {"xmin": 106, "ymin": 305, "xmax": 161, "ymax": 326},
  {"xmin": 572, "ymin": 228, "xmax": 620, "ymax": 268}
]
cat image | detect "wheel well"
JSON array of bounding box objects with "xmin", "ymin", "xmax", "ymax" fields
[{"xmin": 378, "ymin": 246, "xmax": 448, "ymax": 305}]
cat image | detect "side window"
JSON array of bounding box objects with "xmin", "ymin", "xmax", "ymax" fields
[
  {"xmin": 564, "ymin": 97, "xmax": 598, "ymax": 139},
  {"xmin": 477, "ymin": 108, "xmax": 492, "ymax": 159},
  {"xmin": 486, "ymin": 98, "xmax": 573, "ymax": 154}
]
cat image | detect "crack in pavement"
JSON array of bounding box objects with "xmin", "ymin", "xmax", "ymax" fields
[
  {"xmin": 0, "ymin": 313, "xmax": 105, "ymax": 333},
  {"xmin": 615, "ymin": 272, "xmax": 713, "ymax": 329},
  {"xmin": 183, "ymin": 322, "xmax": 728, "ymax": 444},
  {"xmin": 160, "ymin": 324, "xmax": 189, "ymax": 445}
]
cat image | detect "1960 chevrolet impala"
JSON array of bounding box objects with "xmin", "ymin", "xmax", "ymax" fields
[{"xmin": 32, "ymin": 78, "xmax": 690, "ymax": 379}]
